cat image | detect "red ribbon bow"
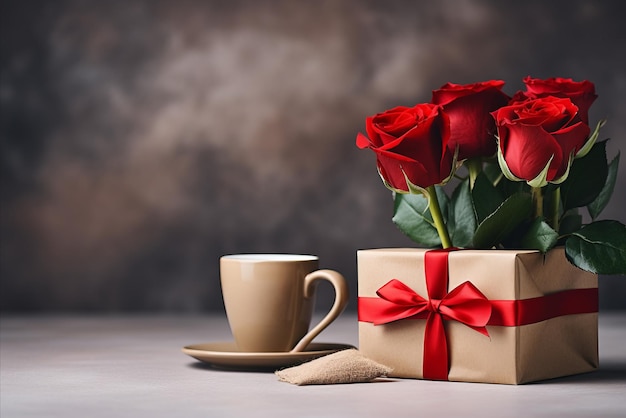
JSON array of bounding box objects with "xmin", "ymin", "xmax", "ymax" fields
[{"xmin": 371, "ymin": 248, "xmax": 492, "ymax": 380}]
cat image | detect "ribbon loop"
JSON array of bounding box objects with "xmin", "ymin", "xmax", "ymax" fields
[
  {"xmin": 439, "ymin": 281, "xmax": 492, "ymax": 336},
  {"xmin": 376, "ymin": 279, "xmax": 428, "ymax": 308}
]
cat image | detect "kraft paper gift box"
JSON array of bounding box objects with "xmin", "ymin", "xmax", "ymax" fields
[{"xmin": 357, "ymin": 248, "xmax": 598, "ymax": 384}]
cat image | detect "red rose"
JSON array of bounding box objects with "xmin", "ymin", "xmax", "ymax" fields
[
  {"xmin": 356, "ymin": 104, "xmax": 453, "ymax": 192},
  {"xmin": 492, "ymin": 96, "xmax": 591, "ymax": 187},
  {"xmin": 516, "ymin": 76, "xmax": 597, "ymax": 124},
  {"xmin": 432, "ymin": 80, "xmax": 510, "ymax": 160}
]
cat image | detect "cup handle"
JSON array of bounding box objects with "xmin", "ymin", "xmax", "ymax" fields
[{"xmin": 290, "ymin": 269, "xmax": 349, "ymax": 352}]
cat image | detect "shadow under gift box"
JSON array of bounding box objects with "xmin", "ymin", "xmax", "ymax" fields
[{"xmin": 357, "ymin": 248, "xmax": 598, "ymax": 384}]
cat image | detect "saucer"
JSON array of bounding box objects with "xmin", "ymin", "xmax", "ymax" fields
[{"xmin": 182, "ymin": 342, "xmax": 355, "ymax": 370}]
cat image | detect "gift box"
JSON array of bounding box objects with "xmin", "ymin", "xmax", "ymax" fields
[{"xmin": 357, "ymin": 248, "xmax": 598, "ymax": 384}]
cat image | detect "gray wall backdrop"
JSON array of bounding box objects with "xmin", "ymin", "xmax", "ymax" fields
[{"xmin": 1, "ymin": 0, "xmax": 625, "ymax": 313}]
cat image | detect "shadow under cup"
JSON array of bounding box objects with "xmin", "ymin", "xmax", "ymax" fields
[{"xmin": 220, "ymin": 254, "xmax": 348, "ymax": 353}]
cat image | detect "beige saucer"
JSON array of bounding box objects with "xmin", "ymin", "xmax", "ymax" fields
[{"xmin": 182, "ymin": 342, "xmax": 354, "ymax": 370}]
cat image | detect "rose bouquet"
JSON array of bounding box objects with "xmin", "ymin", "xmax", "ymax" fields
[{"xmin": 356, "ymin": 77, "xmax": 626, "ymax": 275}]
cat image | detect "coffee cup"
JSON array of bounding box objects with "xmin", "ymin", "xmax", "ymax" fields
[{"xmin": 220, "ymin": 254, "xmax": 349, "ymax": 352}]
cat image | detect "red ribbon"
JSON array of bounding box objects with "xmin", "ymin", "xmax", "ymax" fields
[{"xmin": 358, "ymin": 248, "xmax": 598, "ymax": 381}]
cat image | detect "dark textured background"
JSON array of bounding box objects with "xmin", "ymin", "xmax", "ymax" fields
[{"xmin": 1, "ymin": 0, "xmax": 625, "ymax": 313}]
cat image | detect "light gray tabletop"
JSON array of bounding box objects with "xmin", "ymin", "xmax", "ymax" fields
[{"xmin": 1, "ymin": 313, "xmax": 625, "ymax": 418}]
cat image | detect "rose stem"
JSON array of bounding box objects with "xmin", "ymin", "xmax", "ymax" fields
[
  {"xmin": 548, "ymin": 187, "xmax": 561, "ymax": 232},
  {"xmin": 426, "ymin": 185, "xmax": 452, "ymax": 249},
  {"xmin": 531, "ymin": 187, "xmax": 544, "ymax": 219}
]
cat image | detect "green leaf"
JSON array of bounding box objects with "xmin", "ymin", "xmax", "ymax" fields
[
  {"xmin": 588, "ymin": 151, "xmax": 620, "ymax": 220},
  {"xmin": 483, "ymin": 157, "xmax": 527, "ymax": 196},
  {"xmin": 519, "ymin": 218, "xmax": 558, "ymax": 253},
  {"xmin": 450, "ymin": 178, "xmax": 477, "ymax": 247},
  {"xmin": 561, "ymin": 140, "xmax": 608, "ymax": 211},
  {"xmin": 392, "ymin": 193, "xmax": 441, "ymax": 247},
  {"xmin": 559, "ymin": 209, "xmax": 583, "ymax": 236},
  {"xmin": 472, "ymin": 172, "xmax": 504, "ymax": 223},
  {"xmin": 497, "ymin": 177, "xmax": 527, "ymax": 198},
  {"xmin": 483, "ymin": 160, "xmax": 503, "ymax": 185},
  {"xmin": 565, "ymin": 220, "xmax": 626, "ymax": 274},
  {"xmin": 473, "ymin": 192, "xmax": 533, "ymax": 249}
]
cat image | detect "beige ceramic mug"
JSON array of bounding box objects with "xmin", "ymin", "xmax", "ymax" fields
[{"xmin": 220, "ymin": 254, "xmax": 349, "ymax": 352}]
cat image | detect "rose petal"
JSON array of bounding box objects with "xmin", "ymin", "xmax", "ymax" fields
[
  {"xmin": 551, "ymin": 121, "xmax": 591, "ymax": 177},
  {"xmin": 356, "ymin": 132, "xmax": 371, "ymax": 149},
  {"xmin": 375, "ymin": 150, "xmax": 429, "ymax": 191},
  {"xmin": 499, "ymin": 123, "xmax": 563, "ymax": 182}
]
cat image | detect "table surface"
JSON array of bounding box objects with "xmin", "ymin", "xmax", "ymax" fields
[{"xmin": 1, "ymin": 313, "xmax": 625, "ymax": 418}]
